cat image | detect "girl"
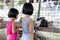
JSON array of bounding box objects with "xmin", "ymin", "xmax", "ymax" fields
[
  {"xmin": 6, "ymin": 8, "xmax": 19, "ymax": 40},
  {"xmin": 21, "ymin": 3, "xmax": 34, "ymax": 40}
]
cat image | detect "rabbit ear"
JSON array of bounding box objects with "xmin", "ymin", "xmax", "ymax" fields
[{"xmin": 37, "ymin": 17, "xmax": 45, "ymax": 21}]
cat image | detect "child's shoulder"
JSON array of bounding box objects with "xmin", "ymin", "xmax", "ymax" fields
[
  {"xmin": 29, "ymin": 18, "xmax": 34, "ymax": 21},
  {"xmin": 7, "ymin": 20, "xmax": 14, "ymax": 24},
  {"xmin": 28, "ymin": 19, "xmax": 34, "ymax": 24}
]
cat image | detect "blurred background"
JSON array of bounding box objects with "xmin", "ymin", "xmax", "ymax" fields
[{"xmin": 0, "ymin": 0, "xmax": 60, "ymax": 40}]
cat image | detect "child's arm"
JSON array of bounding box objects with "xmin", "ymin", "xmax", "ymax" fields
[
  {"xmin": 12, "ymin": 21, "xmax": 18, "ymax": 33},
  {"xmin": 5, "ymin": 28, "xmax": 8, "ymax": 36},
  {"xmin": 28, "ymin": 20, "xmax": 34, "ymax": 40},
  {"xmin": 19, "ymin": 18, "xmax": 22, "ymax": 28}
]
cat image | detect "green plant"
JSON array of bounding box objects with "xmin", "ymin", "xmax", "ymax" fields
[{"xmin": 17, "ymin": 0, "xmax": 26, "ymax": 5}]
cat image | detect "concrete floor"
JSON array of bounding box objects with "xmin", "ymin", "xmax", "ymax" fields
[
  {"xmin": 36, "ymin": 31, "xmax": 60, "ymax": 40},
  {"xmin": 0, "ymin": 28, "xmax": 7, "ymax": 40},
  {"xmin": 0, "ymin": 28, "xmax": 21, "ymax": 40},
  {"xmin": 0, "ymin": 28, "xmax": 60, "ymax": 40}
]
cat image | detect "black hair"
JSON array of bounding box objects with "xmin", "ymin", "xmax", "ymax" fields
[
  {"xmin": 8, "ymin": 8, "xmax": 19, "ymax": 18},
  {"xmin": 22, "ymin": 3, "xmax": 33, "ymax": 15}
]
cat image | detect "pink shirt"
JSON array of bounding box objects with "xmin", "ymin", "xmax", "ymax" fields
[{"xmin": 6, "ymin": 20, "xmax": 18, "ymax": 40}]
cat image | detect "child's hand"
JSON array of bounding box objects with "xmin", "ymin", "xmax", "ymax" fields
[
  {"xmin": 19, "ymin": 17, "xmax": 23, "ymax": 23},
  {"xmin": 19, "ymin": 18, "xmax": 22, "ymax": 28},
  {"xmin": 17, "ymin": 24, "xmax": 22, "ymax": 29}
]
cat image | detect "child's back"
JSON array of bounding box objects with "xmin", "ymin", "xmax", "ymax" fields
[
  {"xmin": 6, "ymin": 20, "xmax": 18, "ymax": 40},
  {"xmin": 21, "ymin": 17, "xmax": 34, "ymax": 40}
]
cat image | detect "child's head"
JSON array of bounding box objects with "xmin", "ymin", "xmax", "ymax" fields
[
  {"xmin": 22, "ymin": 3, "xmax": 33, "ymax": 16},
  {"xmin": 8, "ymin": 8, "xmax": 19, "ymax": 20}
]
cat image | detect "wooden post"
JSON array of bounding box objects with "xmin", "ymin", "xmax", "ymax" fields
[
  {"xmin": 10, "ymin": 0, "xmax": 14, "ymax": 7},
  {"xmin": 37, "ymin": 0, "xmax": 41, "ymax": 18}
]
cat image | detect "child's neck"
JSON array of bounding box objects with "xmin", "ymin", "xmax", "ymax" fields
[
  {"xmin": 24, "ymin": 15, "xmax": 30, "ymax": 18},
  {"xmin": 10, "ymin": 18, "xmax": 15, "ymax": 21}
]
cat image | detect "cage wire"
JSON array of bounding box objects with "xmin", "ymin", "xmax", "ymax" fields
[{"xmin": 34, "ymin": 0, "xmax": 60, "ymax": 40}]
